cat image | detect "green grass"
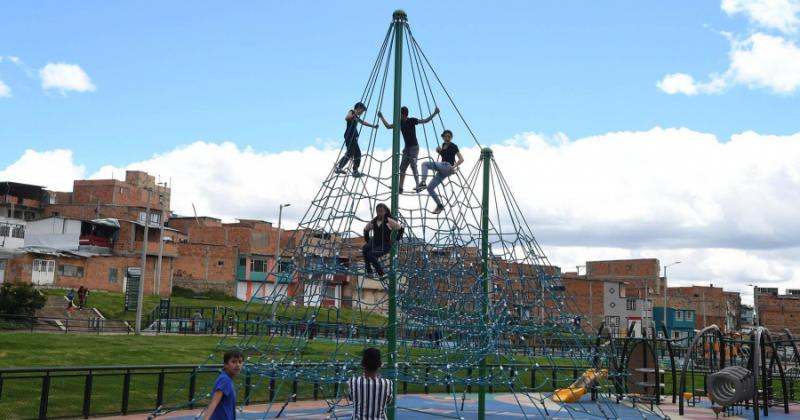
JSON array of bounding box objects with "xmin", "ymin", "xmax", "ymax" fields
[{"xmin": 40, "ymin": 287, "xmax": 388, "ymax": 326}]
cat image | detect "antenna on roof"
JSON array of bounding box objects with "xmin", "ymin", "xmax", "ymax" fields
[{"xmin": 191, "ymin": 202, "xmax": 204, "ymax": 226}]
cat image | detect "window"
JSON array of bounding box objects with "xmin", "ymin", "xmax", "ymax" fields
[
  {"xmin": 11, "ymin": 225, "xmax": 24, "ymax": 238},
  {"xmin": 218, "ymin": 260, "xmax": 225, "ymax": 267},
  {"xmin": 250, "ymin": 258, "xmax": 266, "ymax": 273},
  {"xmin": 239, "ymin": 257, "xmax": 246, "ymax": 266},
  {"xmin": 109, "ymin": 268, "xmax": 118, "ymax": 283},
  {"xmin": 675, "ymin": 310, "xmax": 683, "ymax": 320},
  {"xmin": 279, "ymin": 260, "xmax": 293, "ymax": 272},
  {"xmin": 685, "ymin": 311, "xmax": 693, "ymax": 320},
  {"xmin": 626, "ymin": 299, "xmax": 637, "ymax": 311},
  {"xmin": 138, "ymin": 212, "xmax": 161, "ymax": 225},
  {"xmin": 58, "ymin": 265, "xmax": 84, "ymax": 277},
  {"xmin": 0, "ymin": 225, "xmax": 9, "ymax": 237},
  {"xmin": 605, "ymin": 316, "xmax": 620, "ymax": 327}
]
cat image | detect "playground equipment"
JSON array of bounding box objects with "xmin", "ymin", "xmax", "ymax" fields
[
  {"xmin": 706, "ymin": 366, "xmax": 754, "ymax": 407},
  {"xmin": 153, "ymin": 10, "xmax": 672, "ymax": 420},
  {"xmin": 149, "ymin": 10, "xmax": 800, "ymax": 420},
  {"xmin": 552, "ymin": 368, "xmax": 608, "ymax": 403},
  {"xmin": 679, "ymin": 325, "xmax": 793, "ymax": 419}
]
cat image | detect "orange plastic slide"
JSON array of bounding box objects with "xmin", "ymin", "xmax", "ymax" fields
[{"xmin": 551, "ymin": 368, "xmax": 608, "ymax": 403}]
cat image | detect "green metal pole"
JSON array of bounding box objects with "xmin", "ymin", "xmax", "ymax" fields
[
  {"xmin": 479, "ymin": 147, "xmax": 493, "ymax": 420},
  {"xmin": 387, "ymin": 9, "xmax": 406, "ymax": 420}
]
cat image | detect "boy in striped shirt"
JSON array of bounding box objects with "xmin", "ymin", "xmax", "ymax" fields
[{"xmin": 349, "ymin": 348, "xmax": 392, "ymax": 420}]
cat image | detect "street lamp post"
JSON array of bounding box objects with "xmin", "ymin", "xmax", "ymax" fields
[
  {"xmin": 272, "ymin": 203, "xmax": 291, "ymax": 322},
  {"xmin": 154, "ymin": 184, "xmax": 167, "ymax": 296},
  {"xmin": 662, "ymin": 261, "xmax": 681, "ymax": 336},
  {"xmin": 135, "ymin": 188, "xmax": 153, "ymax": 335},
  {"xmin": 747, "ymin": 283, "xmax": 759, "ymax": 327}
]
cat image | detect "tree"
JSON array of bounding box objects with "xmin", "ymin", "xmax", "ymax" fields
[{"xmin": 0, "ymin": 282, "xmax": 47, "ymax": 317}]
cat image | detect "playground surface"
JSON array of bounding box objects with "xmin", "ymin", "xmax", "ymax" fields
[{"xmin": 100, "ymin": 393, "xmax": 798, "ymax": 420}]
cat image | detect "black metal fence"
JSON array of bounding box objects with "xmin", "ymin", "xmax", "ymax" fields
[
  {"xmin": 0, "ymin": 363, "xmax": 603, "ymax": 420},
  {"xmin": 0, "ymin": 314, "xmax": 131, "ymax": 334}
]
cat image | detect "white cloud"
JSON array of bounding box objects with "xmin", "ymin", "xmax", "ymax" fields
[
  {"xmin": 0, "ymin": 149, "xmax": 87, "ymax": 190},
  {"xmin": 659, "ymin": 32, "xmax": 800, "ymax": 95},
  {"xmin": 39, "ymin": 62, "xmax": 96, "ymax": 93},
  {"xmin": 728, "ymin": 32, "xmax": 800, "ymax": 92},
  {"xmin": 660, "ymin": 1, "xmax": 800, "ymax": 95},
  {"xmin": 722, "ymin": 0, "xmax": 800, "ymax": 34},
  {"xmin": 0, "ymin": 80, "xmax": 10, "ymax": 97},
  {"xmin": 3, "ymin": 128, "xmax": 800, "ymax": 296}
]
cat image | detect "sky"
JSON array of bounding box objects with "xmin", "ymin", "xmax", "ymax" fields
[{"xmin": 2, "ymin": 1, "xmax": 800, "ymax": 304}]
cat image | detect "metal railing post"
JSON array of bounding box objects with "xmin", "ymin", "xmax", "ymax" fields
[
  {"xmin": 121, "ymin": 369, "xmax": 131, "ymax": 414},
  {"xmin": 82, "ymin": 371, "xmax": 93, "ymax": 418},
  {"xmin": 38, "ymin": 373, "xmax": 50, "ymax": 420}
]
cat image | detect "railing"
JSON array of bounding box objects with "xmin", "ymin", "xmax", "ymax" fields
[
  {"xmin": 0, "ymin": 314, "xmax": 131, "ymax": 334},
  {"xmin": 0, "ymin": 362, "xmax": 604, "ymax": 420}
]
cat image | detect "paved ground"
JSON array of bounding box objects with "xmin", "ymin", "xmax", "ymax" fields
[{"xmin": 99, "ymin": 393, "xmax": 799, "ymax": 419}]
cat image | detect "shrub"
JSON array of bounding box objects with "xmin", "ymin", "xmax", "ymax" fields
[{"xmin": 0, "ymin": 282, "xmax": 47, "ymax": 317}]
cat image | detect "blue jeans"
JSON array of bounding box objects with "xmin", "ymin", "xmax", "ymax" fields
[
  {"xmin": 338, "ymin": 136, "xmax": 361, "ymax": 171},
  {"xmin": 400, "ymin": 146, "xmax": 420, "ymax": 186},
  {"xmin": 363, "ymin": 241, "xmax": 391, "ymax": 276},
  {"xmin": 420, "ymin": 161, "xmax": 454, "ymax": 207}
]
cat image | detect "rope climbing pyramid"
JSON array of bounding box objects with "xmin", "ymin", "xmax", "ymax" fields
[{"xmin": 157, "ymin": 10, "xmax": 668, "ymax": 420}]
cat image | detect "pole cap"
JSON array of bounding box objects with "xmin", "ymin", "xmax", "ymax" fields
[
  {"xmin": 481, "ymin": 147, "xmax": 494, "ymax": 156},
  {"xmin": 393, "ymin": 9, "xmax": 408, "ymax": 21}
]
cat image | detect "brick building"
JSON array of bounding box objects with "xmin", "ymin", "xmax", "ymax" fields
[
  {"xmin": 560, "ymin": 259, "xmax": 662, "ymax": 333},
  {"xmin": 666, "ymin": 285, "xmax": 740, "ymax": 333},
  {"xmin": 561, "ymin": 272, "xmax": 604, "ymax": 331},
  {"xmin": 756, "ymin": 289, "xmax": 800, "ymax": 335},
  {"xmin": 0, "ymin": 171, "xmax": 175, "ymax": 296}
]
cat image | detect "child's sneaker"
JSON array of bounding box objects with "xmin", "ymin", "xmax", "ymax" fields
[
  {"xmin": 352, "ymin": 170, "xmax": 362, "ymax": 178},
  {"xmin": 414, "ymin": 183, "xmax": 427, "ymax": 193},
  {"xmin": 399, "ymin": 188, "xmax": 404, "ymax": 194},
  {"xmin": 432, "ymin": 205, "xmax": 445, "ymax": 214},
  {"xmin": 334, "ymin": 167, "xmax": 346, "ymax": 175}
]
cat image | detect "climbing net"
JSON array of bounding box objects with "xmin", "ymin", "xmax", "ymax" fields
[{"xmin": 159, "ymin": 13, "xmax": 668, "ymax": 420}]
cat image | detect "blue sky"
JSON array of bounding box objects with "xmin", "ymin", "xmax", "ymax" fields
[
  {"xmin": 2, "ymin": 1, "xmax": 797, "ymax": 170},
  {"xmin": 2, "ymin": 1, "xmax": 800, "ymax": 298}
]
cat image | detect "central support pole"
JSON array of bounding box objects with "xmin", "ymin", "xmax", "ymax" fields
[
  {"xmin": 387, "ymin": 9, "xmax": 406, "ymax": 420},
  {"xmin": 479, "ymin": 147, "xmax": 493, "ymax": 420}
]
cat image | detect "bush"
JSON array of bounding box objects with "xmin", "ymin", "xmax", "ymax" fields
[
  {"xmin": 0, "ymin": 282, "xmax": 47, "ymax": 317},
  {"xmin": 171, "ymin": 286, "xmax": 238, "ymax": 302}
]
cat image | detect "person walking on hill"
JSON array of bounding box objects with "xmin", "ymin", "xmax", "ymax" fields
[
  {"xmin": 77, "ymin": 285, "xmax": 88, "ymax": 310},
  {"xmin": 66, "ymin": 288, "xmax": 75, "ymax": 310}
]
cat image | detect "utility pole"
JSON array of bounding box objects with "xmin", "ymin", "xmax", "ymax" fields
[
  {"xmin": 748, "ymin": 284, "xmax": 760, "ymax": 327},
  {"xmin": 662, "ymin": 261, "xmax": 681, "ymax": 336},
  {"xmin": 135, "ymin": 188, "xmax": 153, "ymax": 335},
  {"xmin": 155, "ymin": 184, "xmax": 167, "ymax": 296},
  {"xmin": 271, "ymin": 203, "xmax": 290, "ymax": 322},
  {"xmin": 387, "ymin": 10, "xmax": 406, "ymax": 420}
]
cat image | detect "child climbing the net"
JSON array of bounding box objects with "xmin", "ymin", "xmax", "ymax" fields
[
  {"xmin": 336, "ymin": 102, "xmax": 379, "ymax": 177},
  {"xmin": 377, "ymin": 105, "xmax": 439, "ymax": 193},
  {"xmin": 415, "ymin": 129, "xmax": 464, "ymax": 214},
  {"xmin": 362, "ymin": 203, "xmax": 403, "ymax": 279}
]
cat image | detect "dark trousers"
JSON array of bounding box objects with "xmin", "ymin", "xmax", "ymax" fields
[
  {"xmin": 362, "ymin": 241, "xmax": 390, "ymax": 276},
  {"xmin": 338, "ymin": 137, "xmax": 361, "ymax": 171}
]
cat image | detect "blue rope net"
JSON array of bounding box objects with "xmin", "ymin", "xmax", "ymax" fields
[{"xmin": 157, "ymin": 17, "xmax": 668, "ymax": 420}]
